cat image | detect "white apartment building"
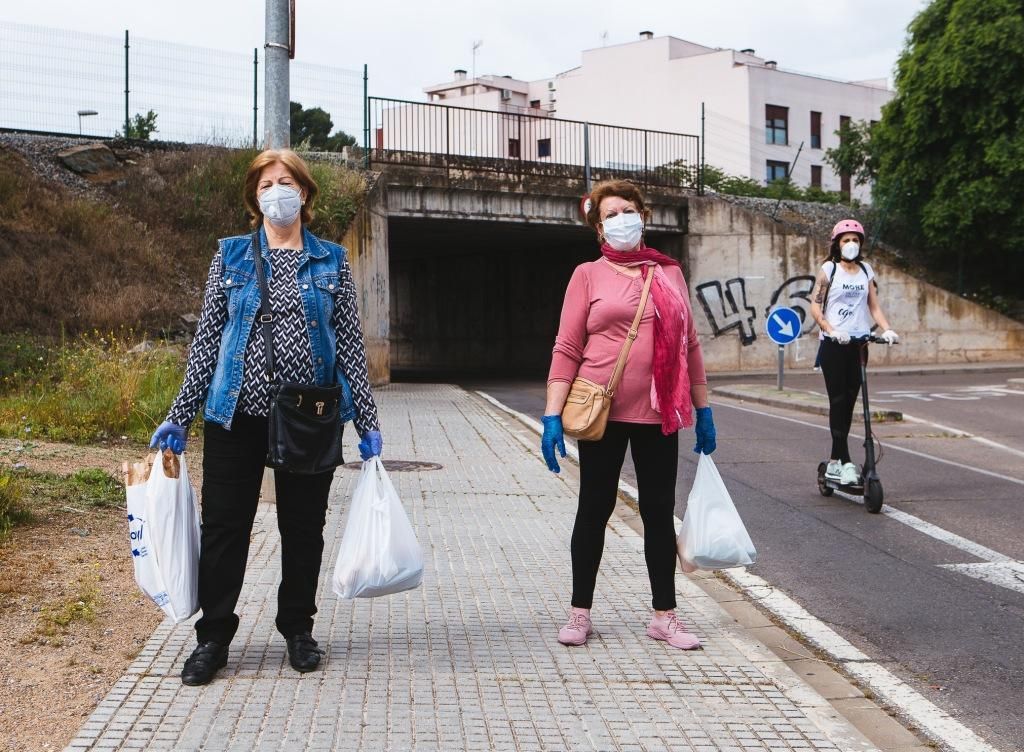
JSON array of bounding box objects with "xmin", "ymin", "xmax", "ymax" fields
[{"xmin": 422, "ymin": 32, "xmax": 893, "ymax": 201}]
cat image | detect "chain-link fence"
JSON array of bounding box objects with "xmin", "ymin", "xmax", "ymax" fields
[{"xmin": 0, "ymin": 22, "xmax": 363, "ymax": 147}]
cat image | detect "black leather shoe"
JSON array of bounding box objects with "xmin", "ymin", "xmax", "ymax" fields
[
  {"xmin": 286, "ymin": 632, "xmax": 324, "ymax": 673},
  {"xmin": 181, "ymin": 641, "xmax": 228, "ymax": 686}
]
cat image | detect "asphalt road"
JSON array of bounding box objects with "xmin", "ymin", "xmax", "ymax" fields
[{"xmin": 463, "ymin": 367, "xmax": 1024, "ymax": 752}]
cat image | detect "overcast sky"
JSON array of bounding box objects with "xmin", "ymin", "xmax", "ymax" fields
[{"xmin": 9, "ymin": 0, "xmax": 926, "ymax": 102}]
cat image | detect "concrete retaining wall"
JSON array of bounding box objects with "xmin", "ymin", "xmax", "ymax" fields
[{"xmin": 686, "ymin": 197, "xmax": 1024, "ymax": 370}]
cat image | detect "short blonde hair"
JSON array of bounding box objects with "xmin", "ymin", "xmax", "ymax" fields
[
  {"xmin": 585, "ymin": 179, "xmax": 652, "ymax": 233},
  {"xmin": 243, "ymin": 149, "xmax": 319, "ymax": 228}
]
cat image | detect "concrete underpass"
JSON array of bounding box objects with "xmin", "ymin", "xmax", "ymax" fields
[{"xmin": 388, "ymin": 216, "xmax": 684, "ymax": 380}]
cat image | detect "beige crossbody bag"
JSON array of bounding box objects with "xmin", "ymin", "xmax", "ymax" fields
[{"xmin": 561, "ymin": 268, "xmax": 655, "ymax": 441}]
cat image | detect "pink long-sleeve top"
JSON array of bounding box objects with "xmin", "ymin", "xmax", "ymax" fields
[{"xmin": 548, "ymin": 258, "xmax": 707, "ymax": 425}]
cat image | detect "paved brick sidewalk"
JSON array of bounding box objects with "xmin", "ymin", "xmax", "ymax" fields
[{"xmin": 66, "ymin": 385, "xmax": 876, "ymax": 752}]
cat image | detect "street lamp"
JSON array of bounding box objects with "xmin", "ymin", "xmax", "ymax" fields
[{"xmin": 77, "ymin": 109, "xmax": 98, "ymax": 135}]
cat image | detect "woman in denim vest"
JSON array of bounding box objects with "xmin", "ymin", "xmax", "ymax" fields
[{"xmin": 151, "ymin": 149, "xmax": 382, "ymax": 686}]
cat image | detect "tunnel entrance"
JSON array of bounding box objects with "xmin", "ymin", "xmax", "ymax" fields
[{"xmin": 388, "ymin": 216, "xmax": 684, "ymax": 381}]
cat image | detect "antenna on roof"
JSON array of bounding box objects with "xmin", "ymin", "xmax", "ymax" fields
[
  {"xmin": 600, "ymin": 30, "xmax": 608, "ymax": 47},
  {"xmin": 472, "ymin": 40, "xmax": 483, "ymax": 106}
]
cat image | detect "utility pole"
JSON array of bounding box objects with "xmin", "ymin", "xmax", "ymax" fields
[{"xmin": 265, "ymin": 0, "xmax": 291, "ymax": 148}]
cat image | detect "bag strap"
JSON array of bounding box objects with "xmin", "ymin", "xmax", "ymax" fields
[
  {"xmin": 606, "ymin": 266, "xmax": 655, "ymax": 397},
  {"xmin": 251, "ymin": 229, "xmax": 277, "ymax": 384}
]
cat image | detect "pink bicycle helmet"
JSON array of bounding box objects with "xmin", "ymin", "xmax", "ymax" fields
[{"xmin": 831, "ymin": 219, "xmax": 864, "ymax": 241}]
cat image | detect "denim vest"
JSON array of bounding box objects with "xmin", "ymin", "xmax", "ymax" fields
[{"xmin": 203, "ymin": 225, "xmax": 356, "ymax": 429}]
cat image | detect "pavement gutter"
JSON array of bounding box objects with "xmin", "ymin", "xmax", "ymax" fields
[{"xmin": 473, "ymin": 389, "xmax": 934, "ymax": 752}]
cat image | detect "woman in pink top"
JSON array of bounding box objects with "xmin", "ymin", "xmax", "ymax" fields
[{"xmin": 541, "ymin": 179, "xmax": 716, "ymax": 650}]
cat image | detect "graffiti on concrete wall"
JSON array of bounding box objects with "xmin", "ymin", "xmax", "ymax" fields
[{"xmin": 695, "ymin": 275, "xmax": 817, "ymax": 346}]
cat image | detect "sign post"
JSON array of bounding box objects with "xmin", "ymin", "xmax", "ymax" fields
[{"xmin": 765, "ymin": 306, "xmax": 802, "ymax": 390}]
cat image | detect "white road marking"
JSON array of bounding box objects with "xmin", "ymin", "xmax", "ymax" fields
[
  {"xmin": 939, "ymin": 562, "xmax": 1024, "ymax": 595},
  {"xmin": 478, "ymin": 389, "xmax": 1013, "ymax": 752},
  {"xmin": 721, "ymin": 568, "xmax": 1003, "ymax": 752},
  {"xmin": 901, "ymin": 414, "xmax": 1024, "ymax": 460}
]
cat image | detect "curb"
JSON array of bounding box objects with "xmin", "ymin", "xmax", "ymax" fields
[
  {"xmin": 709, "ymin": 362, "xmax": 1024, "ymax": 379},
  {"xmin": 711, "ymin": 385, "xmax": 904, "ymax": 422}
]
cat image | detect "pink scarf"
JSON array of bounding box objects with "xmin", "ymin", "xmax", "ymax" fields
[{"xmin": 601, "ymin": 243, "xmax": 693, "ymax": 434}]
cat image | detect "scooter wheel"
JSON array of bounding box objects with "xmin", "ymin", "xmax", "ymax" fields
[
  {"xmin": 817, "ymin": 462, "xmax": 833, "ymax": 497},
  {"xmin": 865, "ymin": 479, "xmax": 884, "ymax": 514}
]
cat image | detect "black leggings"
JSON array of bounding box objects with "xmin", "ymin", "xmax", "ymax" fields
[
  {"xmin": 195, "ymin": 413, "xmax": 337, "ymax": 645},
  {"xmin": 572, "ymin": 421, "xmax": 679, "ymax": 611},
  {"xmin": 818, "ymin": 339, "xmax": 866, "ymax": 463}
]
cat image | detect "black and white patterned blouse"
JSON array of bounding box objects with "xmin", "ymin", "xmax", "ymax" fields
[{"xmin": 167, "ymin": 247, "xmax": 380, "ymax": 436}]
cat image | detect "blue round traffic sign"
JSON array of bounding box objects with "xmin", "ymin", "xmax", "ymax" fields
[{"xmin": 765, "ymin": 306, "xmax": 802, "ymax": 345}]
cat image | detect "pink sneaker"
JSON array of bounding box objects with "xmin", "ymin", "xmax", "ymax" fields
[
  {"xmin": 647, "ymin": 611, "xmax": 701, "ymax": 650},
  {"xmin": 558, "ymin": 608, "xmax": 593, "ymax": 646}
]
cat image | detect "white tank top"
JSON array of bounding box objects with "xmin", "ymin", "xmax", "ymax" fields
[{"xmin": 819, "ymin": 261, "xmax": 876, "ymax": 339}]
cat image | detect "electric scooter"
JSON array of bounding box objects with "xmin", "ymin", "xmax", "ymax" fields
[{"xmin": 816, "ymin": 334, "xmax": 894, "ymax": 514}]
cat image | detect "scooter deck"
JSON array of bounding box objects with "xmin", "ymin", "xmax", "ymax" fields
[{"xmin": 822, "ymin": 478, "xmax": 865, "ymax": 494}]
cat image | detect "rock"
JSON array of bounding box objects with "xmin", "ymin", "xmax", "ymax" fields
[
  {"xmin": 69, "ymin": 528, "xmax": 90, "ymax": 537},
  {"xmin": 128, "ymin": 340, "xmax": 155, "ymax": 354},
  {"xmin": 57, "ymin": 143, "xmax": 118, "ymax": 175}
]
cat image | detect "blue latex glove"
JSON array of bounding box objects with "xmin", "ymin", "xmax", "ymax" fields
[
  {"xmin": 693, "ymin": 407, "xmax": 716, "ymax": 455},
  {"xmin": 150, "ymin": 421, "xmax": 187, "ymax": 455},
  {"xmin": 541, "ymin": 415, "xmax": 567, "ymax": 473},
  {"xmin": 358, "ymin": 430, "xmax": 383, "ymax": 461}
]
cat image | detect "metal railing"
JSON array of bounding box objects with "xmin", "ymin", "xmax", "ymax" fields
[{"xmin": 366, "ymin": 97, "xmax": 700, "ymax": 188}]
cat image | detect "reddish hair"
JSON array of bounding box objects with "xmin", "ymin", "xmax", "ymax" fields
[
  {"xmin": 243, "ymin": 149, "xmax": 319, "ymax": 228},
  {"xmin": 585, "ymin": 179, "xmax": 652, "ymax": 234}
]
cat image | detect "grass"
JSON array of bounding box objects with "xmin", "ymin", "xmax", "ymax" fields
[
  {"xmin": 36, "ymin": 565, "xmax": 102, "ymax": 644},
  {"xmin": 0, "ymin": 468, "xmax": 32, "ymax": 541},
  {"xmin": 0, "ymin": 144, "xmax": 368, "ymax": 337},
  {"xmin": 0, "ymin": 330, "xmax": 185, "ymax": 444}
]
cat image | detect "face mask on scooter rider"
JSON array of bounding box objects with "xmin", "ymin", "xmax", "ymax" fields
[
  {"xmin": 841, "ymin": 241, "xmax": 861, "ymax": 261},
  {"xmin": 602, "ymin": 212, "xmax": 644, "ymax": 251}
]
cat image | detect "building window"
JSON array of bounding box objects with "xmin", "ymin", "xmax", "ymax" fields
[
  {"xmin": 810, "ymin": 111, "xmax": 822, "ymax": 149},
  {"xmin": 766, "ymin": 160, "xmax": 789, "ymax": 183},
  {"xmin": 839, "ymin": 115, "xmax": 851, "ymax": 138},
  {"xmin": 766, "ymin": 104, "xmax": 788, "ymax": 145},
  {"xmin": 811, "ymin": 165, "xmax": 822, "ymax": 188},
  {"xmin": 537, "ymin": 138, "xmax": 551, "ymax": 158},
  {"xmin": 530, "ymin": 99, "xmax": 541, "ymax": 109},
  {"xmin": 508, "ymin": 138, "xmax": 521, "ymax": 159}
]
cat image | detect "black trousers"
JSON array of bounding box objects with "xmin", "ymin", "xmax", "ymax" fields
[
  {"xmin": 819, "ymin": 339, "xmax": 866, "ymax": 463},
  {"xmin": 195, "ymin": 413, "xmax": 336, "ymax": 645},
  {"xmin": 572, "ymin": 421, "xmax": 679, "ymax": 611}
]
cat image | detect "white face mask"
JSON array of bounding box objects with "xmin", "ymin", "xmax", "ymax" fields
[
  {"xmin": 841, "ymin": 241, "xmax": 861, "ymax": 261},
  {"xmin": 258, "ymin": 184, "xmax": 303, "ymax": 227},
  {"xmin": 602, "ymin": 212, "xmax": 644, "ymax": 251}
]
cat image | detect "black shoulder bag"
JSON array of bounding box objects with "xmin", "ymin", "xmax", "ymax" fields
[{"xmin": 251, "ymin": 231, "xmax": 345, "ymax": 475}]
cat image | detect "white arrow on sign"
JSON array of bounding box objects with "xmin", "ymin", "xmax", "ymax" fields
[{"xmin": 771, "ymin": 313, "xmax": 795, "ymax": 338}]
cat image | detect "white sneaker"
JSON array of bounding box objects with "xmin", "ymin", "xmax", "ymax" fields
[
  {"xmin": 840, "ymin": 462, "xmax": 860, "ymax": 486},
  {"xmin": 824, "ymin": 460, "xmax": 843, "ymax": 481}
]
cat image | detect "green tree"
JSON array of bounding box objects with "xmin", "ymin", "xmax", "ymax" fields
[
  {"xmin": 872, "ymin": 0, "xmax": 1024, "ymax": 293},
  {"xmin": 289, "ymin": 101, "xmax": 356, "ymax": 152},
  {"xmin": 117, "ymin": 110, "xmax": 158, "ymax": 140},
  {"xmin": 825, "ymin": 119, "xmax": 877, "ymax": 188}
]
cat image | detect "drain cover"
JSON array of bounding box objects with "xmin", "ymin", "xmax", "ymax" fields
[{"xmin": 343, "ymin": 460, "xmax": 443, "ymax": 472}]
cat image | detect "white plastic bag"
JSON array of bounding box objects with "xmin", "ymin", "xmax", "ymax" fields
[
  {"xmin": 124, "ymin": 450, "xmax": 201, "ymax": 622},
  {"xmin": 677, "ymin": 453, "xmax": 757, "ymax": 571},
  {"xmin": 332, "ymin": 457, "xmax": 423, "ymax": 599}
]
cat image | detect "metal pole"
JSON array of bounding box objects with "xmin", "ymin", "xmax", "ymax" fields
[
  {"xmin": 124, "ymin": 30, "xmax": 130, "ymax": 138},
  {"xmin": 770, "ymin": 140, "xmax": 804, "ymax": 221},
  {"xmin": 363, "ymin": 64, "xmax": 369, "ymax": 169},
  {"xmin": 252, "ymin": 48, "xmax": 259, "ymax": 149},
  {"xmin": 583, "ymin": 122, "xmax": 591, "ymax": 193},
  {"xmin": 699, "ymin": 102, "xmax": 705, "ymax": 195},
  {"xmin": 777, "ymin": 346, "xmax": 785, "ymax": 391},
  {"xmin": 264, "ymin": 0, "xmax": 290, "ymax": 149}
]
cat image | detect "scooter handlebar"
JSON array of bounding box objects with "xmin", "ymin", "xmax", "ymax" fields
[{"xmin": 855, "ymin": 334, "xmax": 899, "ymax": 345}]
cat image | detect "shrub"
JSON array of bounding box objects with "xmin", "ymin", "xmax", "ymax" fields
[
  {"xmin": 0, "ymin": 469, "xmax": 31, "ymax": 541},
  {"xmin": 0, "ymin": 330, "xmax": 184, "ymax": 444}
]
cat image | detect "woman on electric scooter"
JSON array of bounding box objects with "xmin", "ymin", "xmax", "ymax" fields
[{"xmin": 810, "ymin": 219, "xmax": 898, "ymax": 487}]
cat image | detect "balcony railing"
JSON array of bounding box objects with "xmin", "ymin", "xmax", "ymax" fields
[{"xmin": 366, "ymin": 97, "xmax": 700, "ymax": 189}]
